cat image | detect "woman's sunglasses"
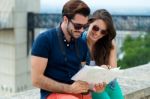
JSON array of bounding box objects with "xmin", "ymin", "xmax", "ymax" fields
[
  {"xmin": 70, "ymin": 20, "xmax": 88, "ymax": 30},
  {"xmin": 92, "ymin": 25, "xmax": 108, "ymax": 35}
]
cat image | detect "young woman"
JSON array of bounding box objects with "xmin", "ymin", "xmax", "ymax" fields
[{"xmin": 82, "ymin": 9, "xmax": 124, "ymax": 99}]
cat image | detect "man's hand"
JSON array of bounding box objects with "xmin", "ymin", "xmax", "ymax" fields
[{"xmin": 69, "ymin": 80, "xmax": 90, "ymax": 94}]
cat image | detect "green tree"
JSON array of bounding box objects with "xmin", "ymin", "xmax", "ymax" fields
[{"xmin": 118, "ymin": 33, "xmax": 150, "ymax": 69}]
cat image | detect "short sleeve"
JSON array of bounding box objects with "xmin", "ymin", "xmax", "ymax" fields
[{"xmin": 31, "ymin": 33, "xmax": 50, "ymax": 58}]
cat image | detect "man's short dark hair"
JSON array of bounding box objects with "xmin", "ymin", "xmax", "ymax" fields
[{"xmin": 62, "ymin": 0, "xmax": 90, "ymax": 20}]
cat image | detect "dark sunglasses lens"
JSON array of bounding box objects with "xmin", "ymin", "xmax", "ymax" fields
[
  {"xmin": 74, "ymin": 24, "xmax": 82, "ymax": 30},
  {"xmin": 83, "ymin": 24, "xmax": 88, "ymax": 29},
  {"xmin": 92, "ymin": 25, "xmax": 99, "ymax": 31},
  {"xmin": 74, "ymin": 24, "xmax": 87, "ymax": 30},
  {"xmin": 101, "ymin": 30, "xmax": 107, "ymax": 35}
]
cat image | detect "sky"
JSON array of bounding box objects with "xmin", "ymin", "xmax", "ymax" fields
[{"xmin": 41, "ymin": 0, "xmax": 150, "ymax": 15}]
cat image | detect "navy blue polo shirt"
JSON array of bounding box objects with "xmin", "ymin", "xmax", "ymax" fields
[{"xmin": 31, "ymin": 26, "xmax": 88, "ymax": 99}]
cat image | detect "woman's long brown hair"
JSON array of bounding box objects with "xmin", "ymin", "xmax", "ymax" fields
[{"xmin": 90, "ymin": 9, "xmax": 116, "ymax": 66}]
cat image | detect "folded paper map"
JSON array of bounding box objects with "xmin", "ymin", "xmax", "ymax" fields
[{"xmin": 71, "ymin": 65, "xmax": 123, "ymax": 84}]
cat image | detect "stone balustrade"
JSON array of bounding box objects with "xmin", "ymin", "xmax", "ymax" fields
[{"xmin": 1, "ymin": 63, "xmax": 150, "ymax": 99}]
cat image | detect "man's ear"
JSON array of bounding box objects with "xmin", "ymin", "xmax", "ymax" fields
[{"xmin": 63, "ymin": 16, "xmax": 69, "ymax": 23}]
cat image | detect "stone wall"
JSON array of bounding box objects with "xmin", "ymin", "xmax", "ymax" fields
[
  {"xmin": 0, "ymin": 0, "xmax": 14, "ymax": 29},
  {"xmin": 118, "ymin": 63, "xmax": 150, "ymax": 99},
  {"xmin": 2, "ymin": 63, "xmax": 149, "ymax": 99},
  {"xmin": 0, "ymin": 29, "xmax": 16, "ymax": 95},
  {"xmin": 0, "ymin": 0, "xmax": 40, "ymax": 96}
]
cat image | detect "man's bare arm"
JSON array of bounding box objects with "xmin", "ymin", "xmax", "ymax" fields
[
  {"xmin": 31, "ymin": 56, "xmax": 89, "ymax": 94},
  {"xmin": 109, "ymin": 40, "xmax": 117, "ymax": 68},
  {"xmin": 31, "ymin": 56, "xmax": 71, "ymax": 93}
]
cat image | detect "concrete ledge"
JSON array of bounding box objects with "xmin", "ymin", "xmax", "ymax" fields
[
  {"xmin": 118, "ymin": 63, "xmax": 150, "ymax": 99},
  {"xmin": 4, "ymin": 63, "xmax": 150, "ymax": 99}
]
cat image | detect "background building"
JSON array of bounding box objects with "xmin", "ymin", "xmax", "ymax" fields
[{"xmin": 0, "ymin": 0, "xmax": 40, "ymax": 96}]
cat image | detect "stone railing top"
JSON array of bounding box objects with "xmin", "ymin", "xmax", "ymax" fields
[
  {"xmin": 118, "ymin": 63, "xmax": 150, "ymax": 98},
  {"xmin": 2, "ymin": 63, "xmax": 150, "ymax": 99}
]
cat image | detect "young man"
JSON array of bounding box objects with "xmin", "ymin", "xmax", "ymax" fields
[{"xmin": 31, "ymin": 0, "xmax": 91, "ymax": 99}]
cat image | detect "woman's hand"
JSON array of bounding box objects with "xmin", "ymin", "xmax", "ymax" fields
[
  {"xmin": 101, "ymin": 65, "xmax": 112, "ymax": 69},
  {"xmin": 93, "ymin": 82, "xmax": 106, "ymax": 93}
]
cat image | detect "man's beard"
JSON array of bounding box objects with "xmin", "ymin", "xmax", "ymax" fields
[{"xmin": 67, "ymin": 24, "xmax": 76, "ymax": 40}]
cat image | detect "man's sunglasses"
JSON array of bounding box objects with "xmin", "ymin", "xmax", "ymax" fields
[
  {"xmin": 92, "ymin": 25, "xmax": 108, "ymax": 35},
  {"xmin": 70, "ymin": 20, "xmax": 88, "ymax": 30}
]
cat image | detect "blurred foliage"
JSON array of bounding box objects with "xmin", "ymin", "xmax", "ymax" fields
[{"xmin": 118, "ymin": 32, "xmax": 150, "ymax": 69}]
